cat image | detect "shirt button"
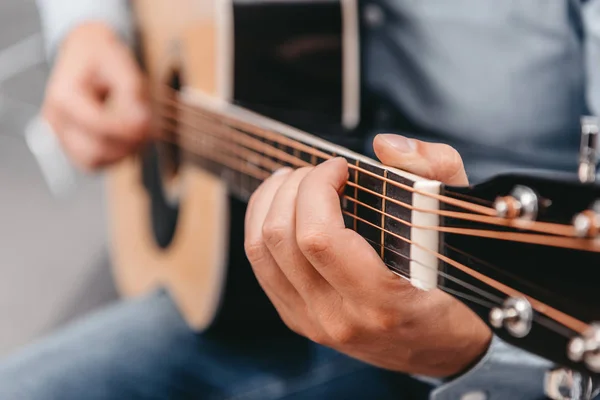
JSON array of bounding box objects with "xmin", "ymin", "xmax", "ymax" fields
[
  {"xmin": 460, "ymin": 391, "xmax": 487, "ymax": 400},
  {"xmin": 363, "ymin": 3, "xmax": 384, "ymax": 27}
]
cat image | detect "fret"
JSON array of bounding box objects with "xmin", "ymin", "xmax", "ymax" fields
[
  {"xmin": 383, "ymin": 170, "xmax": 413, "ymax": 277},
  {"xmin": 381, "ymin": 170, "xmax": 387, "ymax": 259},
  {"xmin": 299, "ymin": 148, "xmax": 313, "ymax": 165},
  {"xmin": 354, "ymin": 162, "xmax": 385, "ymax": 255},
  {"xmin": 353, "ymin": 159, "xmax": 358, "ymax": 231},
  {"xmin": 273, "ymin": 141, "xmax": 287, "ymax": 169},
  {"xmin": 265, "ymin": 138, "xmax": 278, "ymax": 164},
  {"xmin": 340, "ymin": 156, "xmax": 358, "ymax": 229}
]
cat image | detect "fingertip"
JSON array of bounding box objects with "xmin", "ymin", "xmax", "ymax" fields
[
  {"xmin": 272, "ymin": 166, "xmax": 293, "ymax": 176},
  {"xmin": 301, "ymin": 157, "xmax": 348, "ymax": 197},
  {"xmin": 373, "ymin": 133, "xmax": 418, "ymax": 160},
  {"xmin": 320, "ymin": 156, "xmax": 348, "ymax": 176}
]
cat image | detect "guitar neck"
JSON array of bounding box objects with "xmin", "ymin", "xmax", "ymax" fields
[
  {"xmin": 160, "ymin": 87, "xmax": 444, "ymax": 291},
  {"xmin": 159, "ymin": 87, "xmax": 600, "ymax": 378}
]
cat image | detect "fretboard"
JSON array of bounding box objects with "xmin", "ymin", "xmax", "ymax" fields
[{"xmin": 159, "ymin": 88, "xmax": 442, "ymax": 290}]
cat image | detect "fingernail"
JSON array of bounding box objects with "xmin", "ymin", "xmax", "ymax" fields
[
  {"xmin": 378, "ymin": 134, "xmax": 417, "ymax": 153},
  {"xmin": 273, "ymin": 167, "xmax": 292, "ymax": 176}
]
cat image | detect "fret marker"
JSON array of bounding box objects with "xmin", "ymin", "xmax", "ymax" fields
[{"xmin": 409, "ymin": 180, "xmax": 441, "ymax": 291}]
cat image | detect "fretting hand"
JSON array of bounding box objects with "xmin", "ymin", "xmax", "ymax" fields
[
  {"xmin": 42, "ymin": 22, "xmax": 150, "ymax": 171},
  {"xmin": 244, "ymin": 134, "xmax": 491, "ymax": 377}
]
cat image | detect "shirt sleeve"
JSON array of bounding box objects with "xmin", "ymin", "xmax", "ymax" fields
[
  {"xmin": 35, "ymin": 0, "xmax": 134, "ymax": 61},
  {"xmin": 413, "ymin": 335, "xmax": 553, "ymax": 399}
]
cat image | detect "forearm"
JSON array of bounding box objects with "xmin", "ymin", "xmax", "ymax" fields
[{"xmin": 35, "ymin": 0, "xmax": 134, "ymax": 60}]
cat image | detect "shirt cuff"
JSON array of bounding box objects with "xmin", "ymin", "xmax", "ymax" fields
[
  {"xmin": 35, "ymin": 0, "xmax": 134, "ymax": 62},
  {"xmin": 416, "ymin": 335, "xmax": 553, "ymax": 400}
]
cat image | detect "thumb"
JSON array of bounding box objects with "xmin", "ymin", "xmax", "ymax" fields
[{"xmin": 373, "ymin": 134, "xmax": 468, "ymax": 185}]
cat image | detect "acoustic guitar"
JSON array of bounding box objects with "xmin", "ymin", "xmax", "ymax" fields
[{"xmin": 106, "ymin": 0, "xmax": 600, "ymax": 393}]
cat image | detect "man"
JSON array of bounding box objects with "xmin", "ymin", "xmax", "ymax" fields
[{"xmin": 0, "ymin": 0, "xmax": 591, "ymax": 399}]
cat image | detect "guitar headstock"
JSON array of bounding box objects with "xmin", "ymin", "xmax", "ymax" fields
[{"xmin": 437, "ymin": 117, "xmax": 600, "ymax": 379}]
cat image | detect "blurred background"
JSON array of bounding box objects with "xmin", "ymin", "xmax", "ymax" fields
[{"xmin": 0, "ymin": 0, "xmax": 118, "ymax": 356}]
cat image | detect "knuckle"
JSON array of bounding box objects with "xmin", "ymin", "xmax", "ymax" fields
[
  {"xmin": 244, "ymin": 240, "xmax": 268, "ymax": 265},
  {"xmin": 369, "ymin": 310, "xmax": 399, "ymax": 333},
  {"xmin": 324, "ymin": 321, "xmax": 358, "ymax": 345},
  {"xmin": 297, "ymin": 231, "xmax": 332, "ymax": 263},
  {"xmin": 261, "ymin": 219, "xmax": 288, "ymax": 250},
  {"xmin": 75, "ymin": 155, "xmax": 101, "ymax": 172}
]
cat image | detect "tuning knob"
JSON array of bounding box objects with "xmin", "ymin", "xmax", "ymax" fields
[
  {"xmin": 489, "ymin": 297, "xmax": 533, "ymax": 338},
  {"xmin": 544, "ymin": 367, "xmax": 599, "ymax": 400},
  {"xmin": 494, "ymin": 185, "xmax": 538, "ymax": 221},
  {"xmin": 573, "ymin": 200, "xmax": 600, "ymax": 238},
  {"xmin": 568, "ymin": 324, "xmax": 600, "ymax": 373},
  {"xmin": 579, "ymin": 116, "xmax": 599, "ymax": 184}
]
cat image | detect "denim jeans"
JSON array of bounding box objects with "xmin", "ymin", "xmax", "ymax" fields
[{"xmin": 0, "ymin": 288, "xmax": 433, "ymax": 399}]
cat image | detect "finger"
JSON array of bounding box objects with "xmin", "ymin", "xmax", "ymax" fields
[
  {"xmin": 57, "ymin": 127, "xmax": 129, "ymax": 171},
  {"xmin": 295, "ymin": 158, "xmax": 392, "ymax": 297},
  {"xmin": 244, "ymin": 167, "xmax": 305, "ymax": 312},
  {"xmin": 263, "ymin": 167, "xmax": 334, "ymax": 303},
  {"xmin": 373, "ymin": 134, "xmax": 468, "ymax": 185},
  {"xmin": 96, "ymin": 43, "xmax": 150, "ymax": 138},
  {"xmin": 51, "ymin": 84, "xmax": 145, "ymax": 148},
  {"xmin": 51, "ymin": 47, "xmax": 149, "ymax": 144}
]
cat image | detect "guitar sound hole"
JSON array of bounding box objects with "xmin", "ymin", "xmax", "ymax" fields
[
  {"xmin": 157, "ymin": 71, "xmax": 183, "ymax": 206},
  {"xmin": 142, "ymin": 69, "xmax": 184, "ymax": 249}
]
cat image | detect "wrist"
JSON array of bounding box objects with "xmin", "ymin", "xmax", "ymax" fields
[
  {"xmin": 446, "ymin": 323, "xmax": 493, "ymax": 379},
  {"xmin": 60, "ymin": 21, "xmax": 122, "ymax": 52}
]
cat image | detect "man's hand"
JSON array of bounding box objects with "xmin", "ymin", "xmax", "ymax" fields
[
  {"xmin": 42, "ymin": 22, "xmax": 150, "ymax": 171},
  {"xmin": 244, "ymin": 134, "xmax": 491, "ymax": 377}
]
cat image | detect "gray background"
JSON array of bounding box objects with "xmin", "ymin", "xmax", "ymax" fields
[{"xmin": 0, "ymin": 0, "xmax": 118, "ymax": 356}]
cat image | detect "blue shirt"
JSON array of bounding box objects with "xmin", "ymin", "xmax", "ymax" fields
[{"xmin": 364, "ymin": 0, "xmax": 599, "ymax": 184}]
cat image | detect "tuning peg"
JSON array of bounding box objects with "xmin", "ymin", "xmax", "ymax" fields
[
  {"xmin": 493, "ymin": 185, "xmax": 538, "ymax": 221},
  {"xmin": 572, "ymin": 200, "xmax": 600, "ymax": 238},
  {"xmin": 579, "ymin": 116, "xmax": 599, "ymax": 184},
  {"xmin": 544, "ymin": 367, "xmax": 599, "ymax": 400},
  {"xmin": 568, "ymin": 324, "xmax": 600, "ymax": 373},
  {"xmin": 489, "ymin": 297, "xmax": 533, "ymax": 338}
]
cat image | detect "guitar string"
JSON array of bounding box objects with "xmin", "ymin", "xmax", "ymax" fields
[
  {"xmin": 157, "ymin": 117, "xmax": 592, "ymax": 250},
  {"xmin": 149, "ymin": 123, "xmax": 589, "ymax": 335},
  {"xmin": 350, "ymin": 194, "xmax": 581, "ymax": 321},
  {"xmin": 359, "ymin": 237, "xmax": 504, "ymax": 307},
  {"xmin": 154, "ymin": 119, "xmax": 506, "ymax": 310},
  {"xmin": 156, "ymin": 96, "xmax": 498, "ymax": 216},
  {"xmin": 156, "ymin": 120, "xmax": 600, "ymax": 253},
  {"xmin": 345, "ymin": 210, "xmax": 589, "ymax": 334},
  {"xmin": 157, "ymin": 107, "xmax": 582, "ymax": 239}
]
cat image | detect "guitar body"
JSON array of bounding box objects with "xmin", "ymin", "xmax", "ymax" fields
[{"xmin": 106, "ymin": 0, "xmax": 360, "ymax": 330}]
